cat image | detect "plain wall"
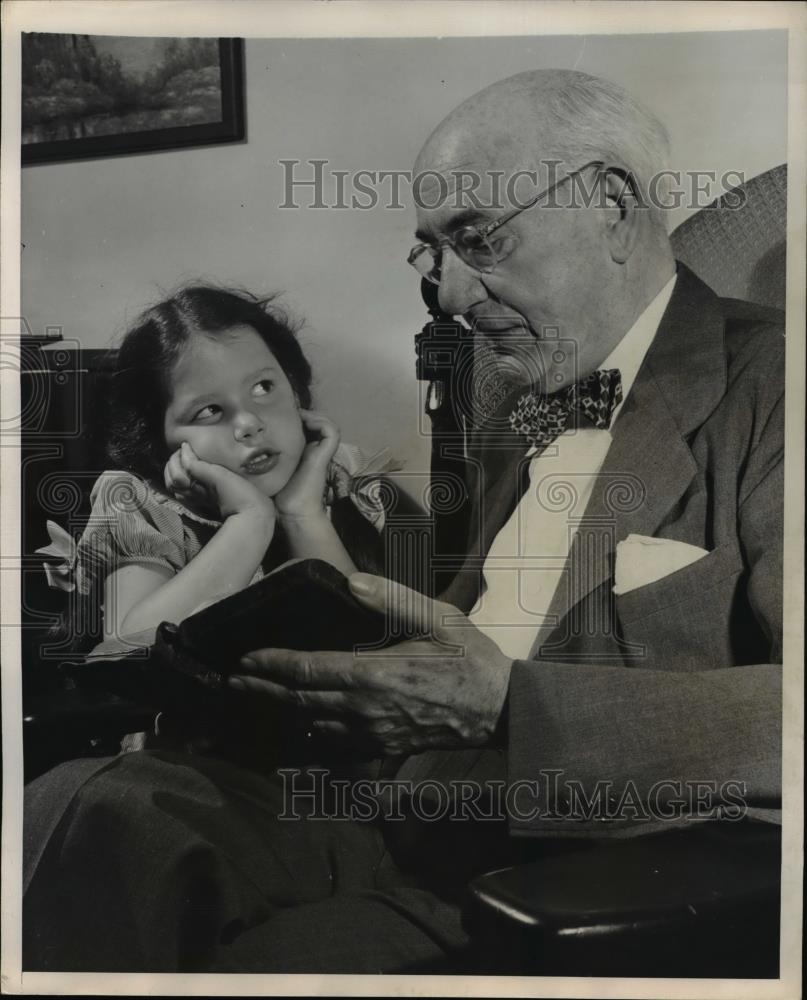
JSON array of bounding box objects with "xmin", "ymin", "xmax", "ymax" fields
[{"xmin": 20, "ymin": 30, "xmax": 788, "ymax": 475}]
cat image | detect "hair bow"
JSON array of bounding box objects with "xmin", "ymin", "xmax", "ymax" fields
[
  {"xmin": 35, "ymin": 520, "xmax": 91, "ymax": 595},
  {"xmin": 325, "ymin": 447, "xmax": 403, "ymax": 525}
]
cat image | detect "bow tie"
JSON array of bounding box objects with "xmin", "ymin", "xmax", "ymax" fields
[{"xmin": 509, "ymin": 368, "xmax": 623, "ymax": 450}]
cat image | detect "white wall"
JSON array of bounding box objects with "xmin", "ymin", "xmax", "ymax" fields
[{"xmin": 21, "ymin": 30, "xmax": 788, "ymax": 475}]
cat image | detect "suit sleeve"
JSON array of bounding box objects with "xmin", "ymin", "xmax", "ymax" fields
[{"xmin": 506, "ymin": 356, "xmax": 785, "ymax": 838}]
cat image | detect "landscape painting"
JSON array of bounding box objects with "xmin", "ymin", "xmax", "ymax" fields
[{"xmin": 21, "ymin": 34, "xmax": 244, "ymax": 164}]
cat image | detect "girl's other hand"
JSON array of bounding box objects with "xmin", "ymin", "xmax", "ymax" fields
[
  {"xmin": 274, "ymin": 410, "xmax": 340, "ymax": 523},
  {"xmin": 164, "ymin": 442, "xmax": 276, "ymax": 526}
]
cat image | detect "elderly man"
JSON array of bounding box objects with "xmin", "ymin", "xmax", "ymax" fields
[{"xmin": 23, "ymin": 70, "xmax": 782, "ymax": 973}]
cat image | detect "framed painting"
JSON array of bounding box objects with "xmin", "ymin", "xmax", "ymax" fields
[{"xmin": 21, "ymin": 35, "xmax": 244, "ymax": 164}]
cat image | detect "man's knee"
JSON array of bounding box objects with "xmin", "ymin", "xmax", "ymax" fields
[{"xmin": 209, "ymin": 888, "xmax": 468, "ymax": 973}]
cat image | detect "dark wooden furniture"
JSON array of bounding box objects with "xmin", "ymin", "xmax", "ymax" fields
[{"xmin": 21, "ymin": 345, "xmax": 157, "ymax": 780}]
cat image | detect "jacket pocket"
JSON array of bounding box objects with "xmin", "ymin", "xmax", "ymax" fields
[
  {"xmin": 615, "ymin": 540, "xmax": 746, "ymax": 673},
  {"xmin": 616, "ymin": 539, "xmax": 745, "ymax": 626}
]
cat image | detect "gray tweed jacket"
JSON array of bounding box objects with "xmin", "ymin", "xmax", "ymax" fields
[{"xmin": 398, "ymin": 263, "xmax": 784, "ymax": 839}]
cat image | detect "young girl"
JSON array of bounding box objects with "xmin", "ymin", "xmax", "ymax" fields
[{"xmin": 38, "ymin": 285, "xmax": 391, "ymax": 656}]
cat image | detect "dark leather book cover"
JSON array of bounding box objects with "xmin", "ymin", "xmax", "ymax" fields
[
  {"xmin": 171, "ymin": 557, "xmax": 389, "ymax": 671},
  {"xmin": 67, "ymin": 558, "xmax": 394, "ymax": 704}
]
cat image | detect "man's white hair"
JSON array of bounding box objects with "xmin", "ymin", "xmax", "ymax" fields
[{"xmin": 535, "ymin": 70, "xmax": 673, "ymax": 231}]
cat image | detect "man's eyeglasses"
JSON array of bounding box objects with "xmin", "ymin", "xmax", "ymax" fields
[{"xmin": 407, "ymin": 160, "xmax": 605, "ymax": 285}]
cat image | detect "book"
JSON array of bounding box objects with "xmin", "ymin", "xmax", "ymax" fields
[{"xmin": 68, "ymin": 559, "xmax": 394, "ymax": 702}]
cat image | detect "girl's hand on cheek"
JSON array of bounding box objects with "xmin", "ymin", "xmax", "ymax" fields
[
  {"xmin": 274, "ymin": 411, "xmax": 340, "ymax": 523},
  {"xmin": 164, "ymin": 442, "xmax": 276, "ymax": 526}
]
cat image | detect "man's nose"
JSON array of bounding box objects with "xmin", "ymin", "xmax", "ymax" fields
[
  {"xmin": 437, "ymin": 248, "xmax": 489, "ymax": 317},
  {"xmin": 233, "ymin": 409, "xmax": 264, "ymax": 441}
]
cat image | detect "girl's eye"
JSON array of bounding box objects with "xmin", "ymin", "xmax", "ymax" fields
[
  {"xmin": 253, "ymin": 379, "xmax": 275, "ymax": 397},
  {"xmin": 192, "ymin": 403, "xmax": 221, "ymax": 422}
]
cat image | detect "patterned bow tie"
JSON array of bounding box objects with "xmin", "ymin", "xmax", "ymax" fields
[{"xmin": 509, "ymin": 368, "xmax": 623, "ymax": 449}]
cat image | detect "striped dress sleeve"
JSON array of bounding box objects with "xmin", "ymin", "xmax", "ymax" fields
[{"xmin": 75, "ymin": 471, "xmax": 189, "ymax": 588}]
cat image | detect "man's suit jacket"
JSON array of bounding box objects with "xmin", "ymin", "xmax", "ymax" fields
[{"xmin": 398, "ymin": 263, "xmax": 784, "ymax": 838}]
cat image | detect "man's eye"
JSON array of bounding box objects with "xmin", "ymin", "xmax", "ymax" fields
[
  {"xmin": 485, "ymin": 232, "xmax": 515, "ymax": 257},
  {"xmin": 192, "ymin": 404, "xmax": 221, "ymax": 422},
  {"xmin": 253, "ymin": 379, "xmax": 275, "ymax": 397},
  {"xmin": 454, "ymin": 227, "xmax": 516, "ymax": 267},
  {"xmin": 456, "ymin": 228, "xmax": 488, "ymax": 250}
]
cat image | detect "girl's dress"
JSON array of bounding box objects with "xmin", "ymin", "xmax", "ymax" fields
[
  {"xmin": 37, "ymin": 442, "xmax": 395, "ymax": 654},
  {"xmin": 35, "ymin": 443, "xmax": 397, "ymax": 762}
]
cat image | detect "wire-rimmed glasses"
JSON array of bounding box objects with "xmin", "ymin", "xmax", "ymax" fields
[{"xmin": 407, "ymin": 160, "xmax": 605, "ymax": 285}]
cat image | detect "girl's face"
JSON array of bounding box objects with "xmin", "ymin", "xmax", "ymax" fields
[{"xmin": 163, "ymin": 325, "xmax": 307, "ymax": 498}]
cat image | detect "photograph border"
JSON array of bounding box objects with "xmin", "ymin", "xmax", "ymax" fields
[{"xmin": 2, "ymin": 3, "xmax": 804, "ymax": 998}]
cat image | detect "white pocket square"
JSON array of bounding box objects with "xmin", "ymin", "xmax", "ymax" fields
[{"xmin": 613, "ymin": 534, "xmax": 709, "ymax": 595}]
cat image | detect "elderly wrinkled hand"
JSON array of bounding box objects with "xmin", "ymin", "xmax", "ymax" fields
[{"xmin": 229, "ymin": 573, "xmax": 513, "ymax": 756}]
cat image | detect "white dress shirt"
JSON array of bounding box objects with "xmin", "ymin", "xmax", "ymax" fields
[{"xmin": 468, "ymin": 274, "xmax": 677, "ymax": 659}]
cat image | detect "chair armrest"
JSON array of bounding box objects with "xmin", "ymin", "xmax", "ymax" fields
[
  {"xmin": 464, "ymin": 822, "xmax": 780, "ymax": 976},
  {"xmin": 24, "ymin": 687, "xmax": 157, "ymax": 735},
  {"xmin": 23, "ymin": 686, "xmax": 159, "ymax": 783}
]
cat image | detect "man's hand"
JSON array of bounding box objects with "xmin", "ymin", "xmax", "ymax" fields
[{"xmin": 229, "ymin": 574, "xmax": 513, "ymax": 756}]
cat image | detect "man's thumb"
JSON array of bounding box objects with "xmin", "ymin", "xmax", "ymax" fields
[{"xmin": 348, "ymin": 573, "xmax": 455, "ymax": 635}]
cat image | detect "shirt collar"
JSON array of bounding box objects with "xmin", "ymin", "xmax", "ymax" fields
[{"xmin": 601, "ymin": 271, "xmax": 677, "ymax": 427}]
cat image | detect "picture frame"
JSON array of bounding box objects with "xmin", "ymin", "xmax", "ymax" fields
[{"xmin": 21, "ymin": 35, "xmax": 244, "ymax": 165}]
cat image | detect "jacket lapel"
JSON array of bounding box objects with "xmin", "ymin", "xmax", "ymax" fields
[
  {"xmin": 401, "ymin": 268, "xmax": 728, "ymax": 789},
  {"xmin": 530, "ymin": 264, "xmax": 728, "ymax": 659}
]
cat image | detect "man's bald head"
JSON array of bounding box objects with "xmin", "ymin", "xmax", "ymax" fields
[
  {"xmin": 415, "ymin": 69, "xmax": 672, "ymax": 230},
  {"xmin": 415, "ymin": 70, "xmax": 562, "ymax": 177},
  {"xmin": 410, "ymin": 70, "xmax": 677, "ymax": 390}
]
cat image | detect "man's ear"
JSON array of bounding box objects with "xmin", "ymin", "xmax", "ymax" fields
[{"xmin": 602, "ymin": 168, "xmax": 641, "ymax": 264}]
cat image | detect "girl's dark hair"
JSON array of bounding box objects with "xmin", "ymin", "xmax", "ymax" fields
[
  {"xmin": 104, "ymin": 283, "xmax": 384, "ymax": 572},
  {"xmin": 106, "ymin": 285, "xmax": 313, "ymax": 485},
  {"xmin": 51, "ymin": 284, "xmax": 383, "ymax": 658}
]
